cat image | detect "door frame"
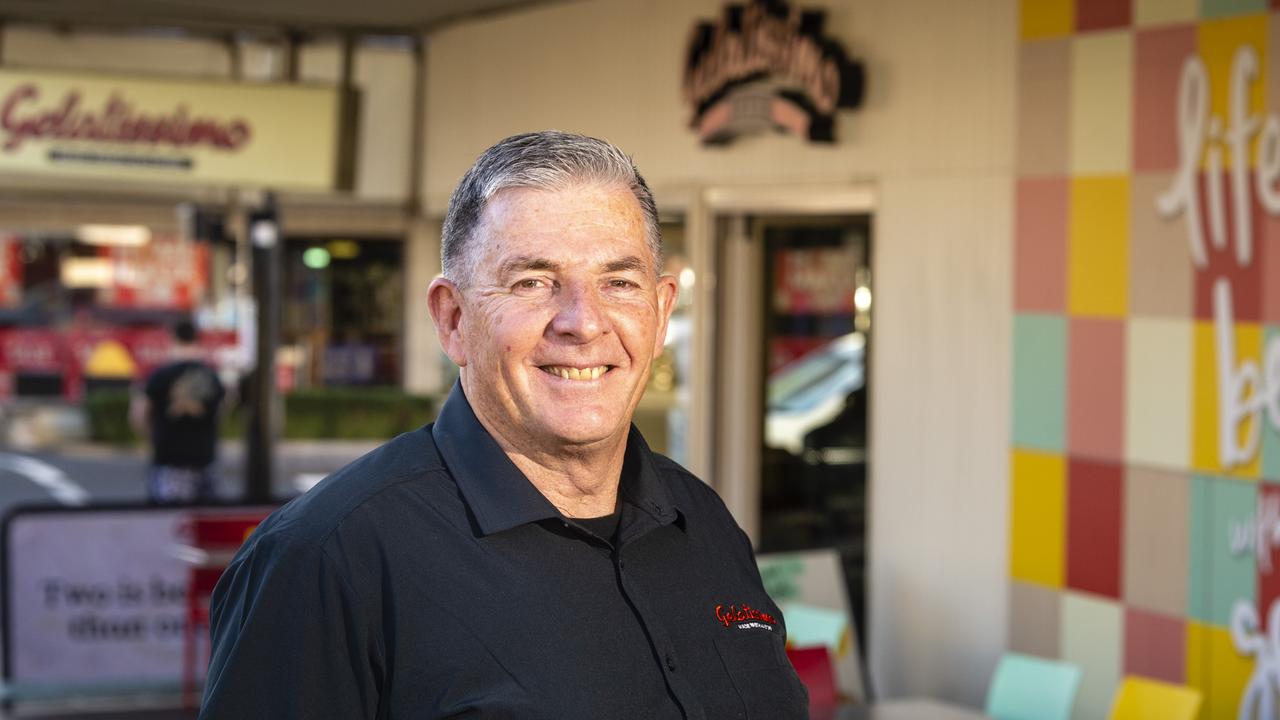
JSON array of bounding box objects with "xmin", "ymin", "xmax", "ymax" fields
[{"xmin": 695, "ymin": 183, "xmax": 878, "ymax": 546}]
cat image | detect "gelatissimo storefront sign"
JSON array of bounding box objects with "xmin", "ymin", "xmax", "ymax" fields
[
  {"xmin": 683, "ymin": 0, "xmax": 863, "ymax": 145},
  {"xmin": 0, "ymin": 68, "xmax": 349, "ymax": 190}
]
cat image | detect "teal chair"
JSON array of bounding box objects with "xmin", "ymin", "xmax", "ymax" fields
[{"xmin": 985, "ymin": 653, "xmax": 1083, "ymax": 720}]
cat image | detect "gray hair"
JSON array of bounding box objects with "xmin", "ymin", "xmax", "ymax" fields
[{"xmin": 441, "ymin": 131, "xmax": 662, "ymax": 286}]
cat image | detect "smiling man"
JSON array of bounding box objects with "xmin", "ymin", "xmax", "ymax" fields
[{"xmin": 199, "ymin": 132, "xmax": 808, "ymax": 720}]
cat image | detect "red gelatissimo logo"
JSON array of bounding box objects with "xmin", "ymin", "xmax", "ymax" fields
[{"xmin": 715, "ymin": 603, "xmax": 777, "ymax": 628}]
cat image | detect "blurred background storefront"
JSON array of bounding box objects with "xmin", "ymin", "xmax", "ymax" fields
[{"xmin": 0, "ymin": 0, "xmax": 1014, "ymax": 712}]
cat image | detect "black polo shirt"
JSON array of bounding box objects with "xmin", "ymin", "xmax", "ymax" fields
[{"xmin": 200, "ymin": 386, "xmax": 808, "ymax": 719}]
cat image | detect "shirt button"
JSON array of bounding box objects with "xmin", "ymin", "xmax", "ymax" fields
[{"xmin": 665, "ymin": 653, "xmax": 677, "ymax": 672}]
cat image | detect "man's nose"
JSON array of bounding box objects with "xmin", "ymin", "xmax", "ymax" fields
[{"xmin": 548, "ymin": 283, "xmax": 606, "ymax": 340}]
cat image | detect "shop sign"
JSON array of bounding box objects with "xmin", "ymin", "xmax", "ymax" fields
[
  {"xmin": 0, "ymin": 68, "xmax": 350, "ymax": 190},
  {"xmin": 683, "ymin": 0, "xmax": 864, "ymax": 145}
]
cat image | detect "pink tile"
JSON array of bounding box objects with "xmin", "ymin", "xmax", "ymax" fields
[
  {"xmin": 1134, "ymin": 25, "xmax": 1197, "ymax": 172},
  {"xmin": 1068, "ymin": 318, "xmax": 1126, "ymax": 461},
  {"xmin": 1124, "ymin": 608, "xmax": 1185, "ymax": 683},
  {"xmin": 1016, "ymin": 177, "xmax": 1070, "ymax": 312},
  {"xmin": 1077, "ymin": 0, "xmax": 1133, "ymax": 31}
]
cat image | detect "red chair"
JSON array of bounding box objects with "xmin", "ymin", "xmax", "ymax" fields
[
  {"xmin": 176, "ymin": 510, "xmax": 271, "ymax": 707},
  {"xmin": 787, "ymin": 645, "xmax": 839, "ymax": 711}
]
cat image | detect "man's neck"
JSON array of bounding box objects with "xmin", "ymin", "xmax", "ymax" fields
[{"xmin": 502, "ymin": 439, "xmax": 627, "ymax": 518}]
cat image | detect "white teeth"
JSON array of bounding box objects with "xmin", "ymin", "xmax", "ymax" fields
[{"xmin": 542, "ymin": 365, "xmax": 608, "ymax": 381}]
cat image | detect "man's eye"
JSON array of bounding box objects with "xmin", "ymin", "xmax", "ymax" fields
[
  {"xmin": 608, "ymin": 278, "xmax": 638, "ymax": 289},
  {"xmin": 514, "ymin": 278, "xmax": 544, "ymax": 290}
]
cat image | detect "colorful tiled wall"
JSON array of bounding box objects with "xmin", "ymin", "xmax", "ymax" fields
[{"xmin": 1012, "ymin": 1, "xmax": 1280, "ymax": 718}]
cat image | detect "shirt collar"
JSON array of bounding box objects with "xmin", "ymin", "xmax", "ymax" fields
[{"xmin": 431, "ymin": 382, "xmax": 679, "ymax": 537}]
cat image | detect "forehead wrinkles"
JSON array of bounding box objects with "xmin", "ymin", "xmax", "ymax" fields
[{"xmin": 472, "ymin": 184, "xmax": 651, "ymax": 277}]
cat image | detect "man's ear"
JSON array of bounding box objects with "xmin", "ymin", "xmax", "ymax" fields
[
  {"xmin": 427, "ymin": 276, "xmax": 468, "ymax": 367},
  {"xmin": 652, "ymin": 274, "xmax": 679, "ymax": 356}
]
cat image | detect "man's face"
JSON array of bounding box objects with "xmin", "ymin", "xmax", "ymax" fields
[{"xmin": 447, "ymin": 182, "xmax": 677, "ymax": 453}]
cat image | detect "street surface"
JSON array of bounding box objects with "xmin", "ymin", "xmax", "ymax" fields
[{"xmin": 0, "ymin": 438, "xmax": 382, "ymax": 518}]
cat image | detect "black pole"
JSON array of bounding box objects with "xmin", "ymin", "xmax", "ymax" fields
[{"xmin": 245, "ymin": 193, "xmax": 280, "ymax": 504}]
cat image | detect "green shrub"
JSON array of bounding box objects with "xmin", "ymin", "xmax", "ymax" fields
[{"xmin": 83, "ymin": 386, "xmax": 439, "ymax": 443}]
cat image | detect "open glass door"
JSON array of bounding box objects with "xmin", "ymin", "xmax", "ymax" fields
[{"xmin": 756, "ymin": 216, "xmax": 871, "ymax": 635}]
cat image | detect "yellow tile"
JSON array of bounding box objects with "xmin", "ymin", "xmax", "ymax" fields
[
  {"xmin": 1207, "ymin": 624, "xmax": 1253, "ymax": 720},
  {"xmin": 1185, "ymin": 622, "xmax": 1208, "ymax": 720},
  {"xmin": 1010, "ymin": 449, "xmax": 1065, "ymax": 588},
  {"xmin": 1135, "ymin": 0, "xmax": 1197, "ymax": 26},
  {"xmin": 1068, "ymin": 176, "xmax": 1129, "ymax": 317},
  {"xmin": 1193, "ymin": 321, "xmax": 1264, "ymax": 477},
  {"xmin": 1021, "ymin": 0, "xmax": 1073, "ymax": 40},
  {"xmin": 1199, "ymin": 15, "xmax": 1268, "ymax": 168},
  {"xmin": 1071, "ymin": 33, "xmax": 1133, "ymax": 175}
]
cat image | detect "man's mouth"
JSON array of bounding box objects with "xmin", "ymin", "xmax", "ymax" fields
[{"xmin": 539, "ymin": 365, "xmax": 611, "ymax": 381}]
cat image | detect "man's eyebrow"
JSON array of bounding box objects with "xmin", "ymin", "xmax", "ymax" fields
[
  {"xmin": 601, "ymin": 256, "xmax": 649, "ymax": 273},
  {"xmin": 498, "ymin": 256, "xmax": 560, "ymax": 277}
]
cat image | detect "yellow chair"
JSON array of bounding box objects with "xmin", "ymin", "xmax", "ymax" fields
[{"xmin": 1107, "ymin": 676, "xmax": 1201, "ymax": 720}]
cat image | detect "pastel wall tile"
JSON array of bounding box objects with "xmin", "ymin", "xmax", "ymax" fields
[
  {"xmin": 1199, "ymin": 15, "xmax": 1268, "ymax": 164},
  {"xmin": 1201, "ymin": 476, "xmax": 1258, "ymax": 627},
  {"xmin": 1126, "ymin": 318, "xmax": 1193, "ymax": 469},
  {"xmin": 1125, "ymin": 468, "xmax": 1191, "ymax": 616},
  {"xmin": 1188, "ymin": 476, "xmax": 1213, "ymax": 621},
  {"xmin": 1184, "ymin": 621, "xmax": 1210, "ymax": 720},
  {"xmin": 1015, "ymin": 177, "xmax": 1069, "ymax": 312},
  {"xmin": 1022, "ymin": 0, "xmax": 1074, "ymax": 39},
  {"xmin": 1067, "ymin": 459, "xmax": 1125, "ymax": 598},
  {"xmin": 1201, "ymin": 0, "xmax": 1267, "ymax": 19},
  {"xmin": 1060, "ymin": 593, "xmax": 1122, "ymax": 720},
  {"xmin": 1202, "ymin": 623, "xmax": 1254, "ymax": 720},
  {"xmin": 1071, "ymin": 33, "xmax": 1134, "ymax": 174},
  {"xmin": 1133, "ymin": 27, "xmax": 1198, "ymax": 172},
  {"xmin": 1124, "ymin": 607, "xmax": 1186, "ymax": 683},
  {"xmin": 1018, "ymin": 40, "xmax": 1071, "ymax": 176},
  {"xmin": 1009, "ymin": 580, "xmax": 1062, "ymax": 657},
  {"xmin": 1069, "ymin": 176, "xmax": 1130, "ymax": 317},
  {"xmin": 1068, "ymin": 317, "xmax": 1126, "ymax": 460},
  {"xmin": 1130, "ymin": 174, "xmax": 1195, "ymax": 318},
  {"xmin": 1265, "ymin": 326, "xmax": 1280, "ymax": 481},
  {"xmin": 1014, "ymin": 314, "xmax": 1068, "ymax": 450},
  {"xmin": 1011, "ymin": 449, "xmax": 1067, "ymax": 588},
  {"xmin": 1135, "ymin": 0, "xmax": 1197, "ymax": 27},
  {"xmin": 1191, "ymin": 176, "xmax": 1265, "ymax": 323},
  {"xmin": 1077, "ymin": 0, "xmax": 1133, "ymax": 32},
  {"xmin": 1192, "ymin": 321, "xmax": 1264, "ymax": 477}
]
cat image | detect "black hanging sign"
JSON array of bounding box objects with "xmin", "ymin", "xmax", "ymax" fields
[{"xmin": 683, "ymin": 0, "xmax": 865, "ymax": 145}]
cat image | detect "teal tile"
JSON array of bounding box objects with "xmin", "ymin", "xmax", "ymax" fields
[
  {"xmin": 1188, "ymin": 476, "xmax": 1212, "ymax": 622},
  {"xmin": 1013, "ymin": 314, "xmax": 1067, "ymax": 451},
  {"xmin": 1201, "ymin": 0, "xmax": 1266, "ymax": 17},
  {"xmin": 1264, "ymin": 326, "xmax": 1280, "ymax": 482},
  {"xmin": 1208, "ymin": 476, "xmax": 1257, "ymax": 627}
]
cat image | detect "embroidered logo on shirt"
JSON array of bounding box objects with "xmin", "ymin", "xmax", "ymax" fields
[{"xmin": 715, "ymin": 603, "xmax": 778, "ymax": 632}]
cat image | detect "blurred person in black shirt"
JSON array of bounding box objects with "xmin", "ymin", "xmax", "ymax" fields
[{"xmin": 129, "ymin": 318, "xmax": 225, "ymax": 504}]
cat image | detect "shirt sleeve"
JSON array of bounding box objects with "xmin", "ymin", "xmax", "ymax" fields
[{"xmin": 198, "ymin": 530, "xmax": 382, "ymax": 719}]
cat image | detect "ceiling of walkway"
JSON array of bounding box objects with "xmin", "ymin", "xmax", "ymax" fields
[{"xmin": 0, "ymin": 0, "xmax": 555, "ymax": 34}]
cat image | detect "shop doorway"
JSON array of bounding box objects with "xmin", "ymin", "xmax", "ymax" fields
[
  {"xmin": 710, "ymin": 199, "xmax": 873, "ymax": 647},
  {"xmin": 281, "ymin": 237, "xmax": 405, "ymax": 389}
]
